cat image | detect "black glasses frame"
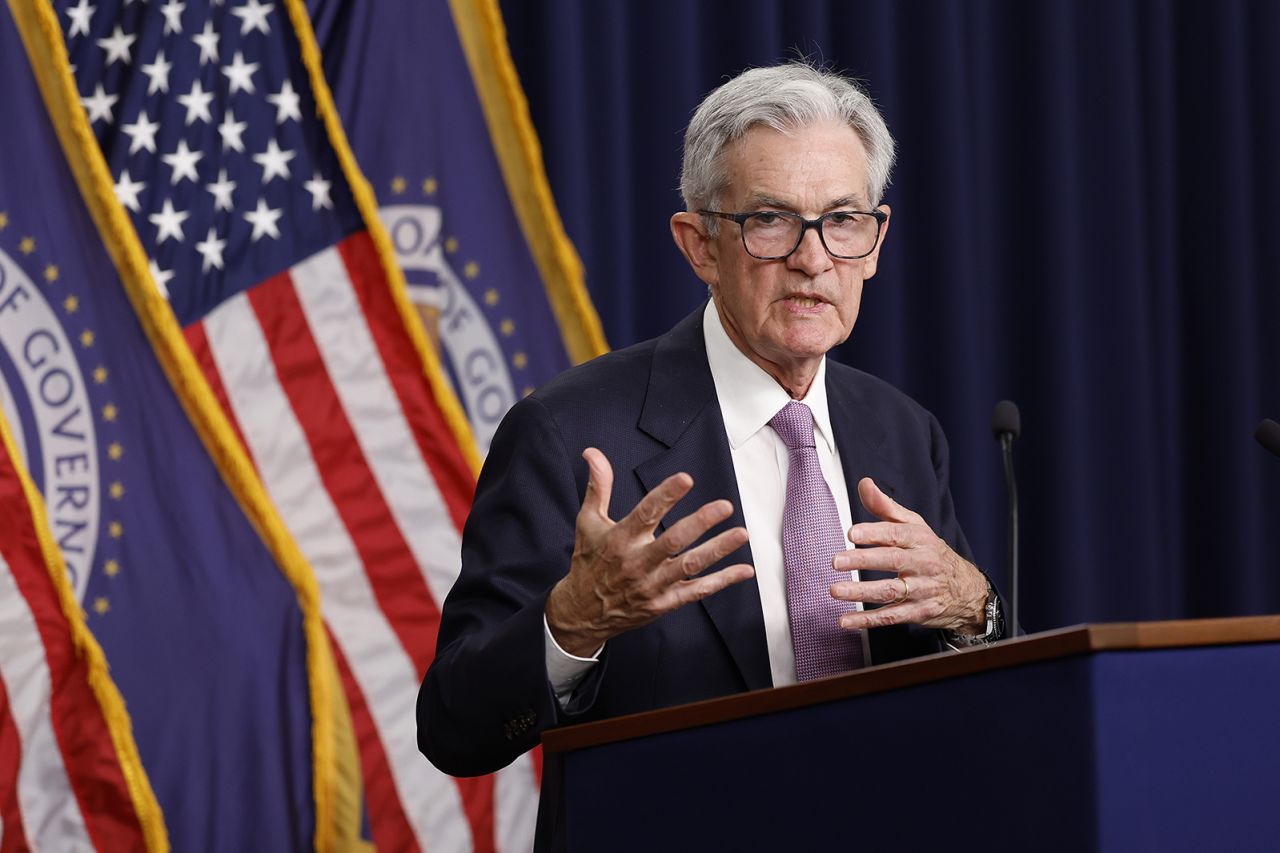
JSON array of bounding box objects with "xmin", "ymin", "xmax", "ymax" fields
[{"xmin": 699, "ymin": 208, "xmax": 888, "ymax": 260}]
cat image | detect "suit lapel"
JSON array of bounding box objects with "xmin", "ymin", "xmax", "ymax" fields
[{"xmin": 633, "ymin": 308, "xmax": 772, "ymax": 692}]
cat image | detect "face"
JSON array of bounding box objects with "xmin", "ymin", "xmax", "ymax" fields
[{"xmin": 671, "ymin": 119, "xmax": 889, "ymax": 395}]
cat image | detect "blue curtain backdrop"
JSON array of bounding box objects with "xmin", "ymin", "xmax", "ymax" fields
[{"xmin": 496, "ymin": 0, "xmax": 1280, "ymax": 633}]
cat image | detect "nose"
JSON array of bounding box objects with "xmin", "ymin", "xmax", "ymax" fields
[{"xmin": 786, "ymin": 224, "xmax": 833, "ymax": 276}]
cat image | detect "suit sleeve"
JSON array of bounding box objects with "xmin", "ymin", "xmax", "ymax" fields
[{"xmin": 416, "ymin": 396, "xmax": 602, "ymax": 776}]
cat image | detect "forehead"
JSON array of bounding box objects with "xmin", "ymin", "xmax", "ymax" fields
[{"xmin": 720, "ymin": 119, "xmax": 870, "ymax": 209}]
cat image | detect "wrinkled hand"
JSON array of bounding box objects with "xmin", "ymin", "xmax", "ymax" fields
[
  {"xmin": 545, "ymin": 448, "xmax": 754, "ymax": 657},
  {"xmin": 829, "ymin": 478, "xmax": 988, "ymax": 635}
]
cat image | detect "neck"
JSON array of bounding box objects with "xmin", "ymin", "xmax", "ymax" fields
[{"xmin": 713, "ymin": 305, "xmax": 821, "ymax": 399}]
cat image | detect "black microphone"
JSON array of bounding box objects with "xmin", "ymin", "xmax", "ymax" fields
[
  {"xmin": 1256, "ymin": 419, "xmax": 1280, "ymax": 459},
  {"xmin": 991, "ymin": 401, "xmax": 1020, "ymax": 637}
]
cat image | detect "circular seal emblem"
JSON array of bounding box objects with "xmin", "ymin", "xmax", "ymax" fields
[{"xmin": 0, "ymin": 247, "xmax": 101, "ymax": 603}]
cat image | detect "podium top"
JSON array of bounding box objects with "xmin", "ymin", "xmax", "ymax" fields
[{"xmin": 541, "ymin": 614, "xmax": 1280, "ymax": 754}]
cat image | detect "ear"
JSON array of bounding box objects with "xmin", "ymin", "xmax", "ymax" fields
[
  {"xmin": 860, "ymin": 204, "xmax": 891, "ymax": 281},
  {"xmin": 670, "ymin": 212, "xmax": 721, "ymax": 288}
]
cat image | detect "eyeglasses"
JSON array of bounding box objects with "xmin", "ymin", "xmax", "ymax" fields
[{"xmin": 699, "ymin": 209, "xmax": 887, "ymax": 260}]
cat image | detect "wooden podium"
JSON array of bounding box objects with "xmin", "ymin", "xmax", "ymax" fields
[{"xmin": 538, "ymin": 616, "xmax": 1280, "ymax": 852}]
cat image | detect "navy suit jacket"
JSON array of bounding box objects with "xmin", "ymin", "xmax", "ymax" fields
[{"xmin": 418, "ymin": 306, "xmax": 977, "ymax": 777}]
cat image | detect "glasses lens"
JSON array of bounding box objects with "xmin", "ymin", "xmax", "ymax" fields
[
  {"xmin": 741, "ymin": 213, "xmax": 802, "ymax": 258},
  {"xmin": 821, "ymin": 212, "xmax": 880, "ymax": 258}
]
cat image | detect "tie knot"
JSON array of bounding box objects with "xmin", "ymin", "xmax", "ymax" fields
[{"xmin": 769, "ymin": 401, "xmax": 817, "ymax": 450}]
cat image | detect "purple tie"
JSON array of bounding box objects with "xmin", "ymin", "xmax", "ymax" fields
[{"xmin": 770, "ymin": 401, "xmax": 864, "ymax": 681}]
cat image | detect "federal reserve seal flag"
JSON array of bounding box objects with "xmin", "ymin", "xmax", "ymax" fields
[{"xmin": 0, "ymin": 0, "xmax": 603, "ymax": 850}]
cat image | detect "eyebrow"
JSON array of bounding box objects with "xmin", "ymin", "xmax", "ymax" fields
[{"xmin": 742, "ymin": 193, "xmax": 870, "ymax": 212}]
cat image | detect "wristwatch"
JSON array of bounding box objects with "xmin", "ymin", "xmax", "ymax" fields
[{"xmin": 946, "ymin": 577, "xmax": 1003, "ymax": 647}]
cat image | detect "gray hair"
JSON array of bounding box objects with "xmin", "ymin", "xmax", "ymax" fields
[{"xmin": 679, "ymin": 62, "xmax": 896, "ymax": 219}]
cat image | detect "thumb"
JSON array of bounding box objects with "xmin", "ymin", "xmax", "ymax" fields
[
  {"xmin": 857, "ymin": 477, "xmax": 921, "ymax": 525},
  {"xmin": 581, "ymin": 447, "xmax": 615, "ymax": 522}
]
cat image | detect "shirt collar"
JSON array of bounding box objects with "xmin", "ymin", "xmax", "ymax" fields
[{"xmin": 702, "ymin": 301, "xmax": 836, "ymax": 454}]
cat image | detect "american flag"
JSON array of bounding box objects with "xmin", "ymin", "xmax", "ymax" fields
[{"xmin": 55, "ymin": 0, "xmax": 522, "ymax": 849}]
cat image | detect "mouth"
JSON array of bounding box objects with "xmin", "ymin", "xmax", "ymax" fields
[{"xmin": 781, "ymin": 293, "xmax": 828, "ymax": 310}]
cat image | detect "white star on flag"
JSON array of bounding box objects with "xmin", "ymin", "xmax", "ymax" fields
[
  {"xmin": 266, "ymin": 79, "xmax": 301, "ymax": 125},
  {"xmin": 177, "ymin": 79, "xmax": 214, "ymax": 125},
  {"xmin": 231, "ymin": 0, "xmax": 273, "ymax": 36},
  {"xmin": 253, "ymin": 138, "xmax": 296, "ymax": 183},
  {"xmin": 121, "ymin": 111, "xmax": 160, "ymax": 153},
  {"xmin": 148, "ymin": 259, "xmax": 175, "ymax": 298},
  {"xmin": 141, "ymin": 50, "xmax": 172, "ymax": 94},
  {"xmin": 149, "ymin": 198, "xmax": 189, "ymax": 244},
  {"xmin": 218, "ymin": 109, "xmax": 248, "ymax": 152},
  {"xmin": 222, "ymin": 51, "xmax": 259, "ymax": 94},
  {"xmin": 192, "ymin": 20, "xmax": 219, "ymax": 64},
  {"xmin": 205, "ymin": 169, "xmax": 236, "ymax": 211},
  {"xmin": 96, "ymin": 25, "xmax": 135, "ymax": 65},
  {"xmin": 195, "ymin": 227, "xmax": 226, "ymax": 271},
  {"xmin": 159, "ymin": 0, "xmax": 185, "ymax": 34},
  {"xmin": 243, "ymin": 198, "xmax": 283, "ymax": 241},
  {"xmin": 113, "ymin": 169, "xmax": 146, "ymax": 212},
  {"xmin": 162, "ymin": 139, "xmax": 203, "ymax": 185},
  {"xmin": 303, "ymin": 175, "xmax": 333, "ymax": 210},
  {"xmin": 65, "ymin": 0, "xmax": 95, "ymax": 38},
  {"xmin": 80, "ymin": 83, "xmax": 117, "ymax": 124}
]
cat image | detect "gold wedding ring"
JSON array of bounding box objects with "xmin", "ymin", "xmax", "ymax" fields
[{"xmin": 892, "ymin": 576, "xmax": 910, "ymax": 605}]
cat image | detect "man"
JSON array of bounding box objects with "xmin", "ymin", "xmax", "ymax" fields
[{"xmin": 418, "ymin": 62, "xmax": 1004, "ymax": 779}]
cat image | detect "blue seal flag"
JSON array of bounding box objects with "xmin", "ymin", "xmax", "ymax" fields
[{"xmin": 0, "ymin": 2, "xmax": 359, "ymax": 849}]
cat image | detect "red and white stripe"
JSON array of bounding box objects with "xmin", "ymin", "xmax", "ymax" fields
[
  {"xmin": 186, "ymin": 231, "xmax": 539, "ymax": 852},
  {"xmin": 0, "ymin": 498, "xmax": 150, "ymax": 851}
]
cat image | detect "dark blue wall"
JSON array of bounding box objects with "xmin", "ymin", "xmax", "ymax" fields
[{"xmin": 499, "ymin": 0, "xmax": 1280, "ymax": 632}]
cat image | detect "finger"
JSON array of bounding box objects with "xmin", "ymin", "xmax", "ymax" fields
[
  {"xmin": 857, "ymin": 477, "xmax": 926, "ymax": 526},
  {"xmin": 838, "ymin": 601, "xmax": 926, "ymax": 631},
  {"xmin": 580, "ymin": 448, "xmax": 615, "ymax": 522},
  {"xmin": 654, "ymin": 525, "xmax": 750, "ymax": 586},
  {"xmin": 844, "ymin": 521, "xmax": 930, "ymax": 550},
  {"xmin": 654, "ymin": 563, "xmax": 755, "ymax": 611},
  {"xmin": 618, "ymin": 470, "xmax": 695, "ymax": 536},
  {"xmin": 645, "ymin": 498, "xmax": 735, "ymax": 562},
  {"xmin": 829, "ymin": 545, "xmax": 911, "ymax": 571},
  {"xmin": 829, "ymin": 578, "xmax": 908, "ymax": 605}
]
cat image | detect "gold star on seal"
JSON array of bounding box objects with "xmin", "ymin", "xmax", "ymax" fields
[
  {"xmin": 483, "ymin": 288, "xmax": 498, "ymax": 306},
  {"xmin": 104, "ymin": 559, "xmax": 121, "ymax": 577},
  {"xmin": 102, "ymin": 403, "xmax": 118, "ymax": 421},
  {"xmin": 391, "ymin": 176, "xmax": 407, "ymax": 195},
  {"xmin": 63, "ymin": 295, "xmax": 79, "ymax": 313},
  {"xmin": 464, "ymin": 261, "xmax": 480, "ymax": 280},
  {"xmin": 109, "ymin": 481, "xmax": 125, "ymax": 499},
  {"xmin": 108, "ymin": 521, "xmax": 123, "ymax": 539},
  {"xmin": 44, "ymin": 264, "xmax": 59, "ymax": 283},
  {"xmin": 500, "ymin": 319, "xmax": 515, "ymax": 336},
  {"xmin": 0, "ymin": 212, "xmax": 8, "ymax": 230},
  {"xmin": 512, "ymin": 351, "xmax": 528, "ymax": 370},
  {"xmin": 108, "ymin": 442, "xmax": 124, "ymax": 460},
  {"xmin": 93, "ymin": 597, "xmax": 110, "ymax": 615},
  {"xmin": 523, "ymin": 386, "xmax": 535, "ymax": 397},
  {"xmin": 93, "ymin": 365, "xmax": 108, "ymax": 384},
  {"xmin": 444, "ymin": 236, "xmax": 458, "ymax": 254},
  {"xmin": 80, "ymin": 329, "xmax": 95, "ymax": 348},
  {"xmin": 422, "ymin": 177, "xmax": 438, "ymax": 195},
  {"xmin": 19, "ymin": 236, "xmax": 35, "ymax": 255}
]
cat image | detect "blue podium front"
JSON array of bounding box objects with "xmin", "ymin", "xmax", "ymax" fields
[{"xmin": 540, "ymin": 618, "xmax": 1280, "ymax": 852}]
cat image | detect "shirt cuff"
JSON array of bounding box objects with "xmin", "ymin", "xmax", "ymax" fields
[{"xmin": 544, "ymin": 614, "xmax": 603, "ymax": 705}]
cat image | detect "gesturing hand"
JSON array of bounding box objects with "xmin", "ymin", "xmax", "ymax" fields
[
  {"xmin": 828, "ymin": 478, "xmax": 989, "ymax": 635},
  {"xmin": 545, "ymin": 448, "xmax": 754, "ymax": 657}
]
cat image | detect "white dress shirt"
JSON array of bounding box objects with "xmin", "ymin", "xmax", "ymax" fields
[{"xmin": 543, "ymin": 301, "xmax": 867, "ymax": 699}]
